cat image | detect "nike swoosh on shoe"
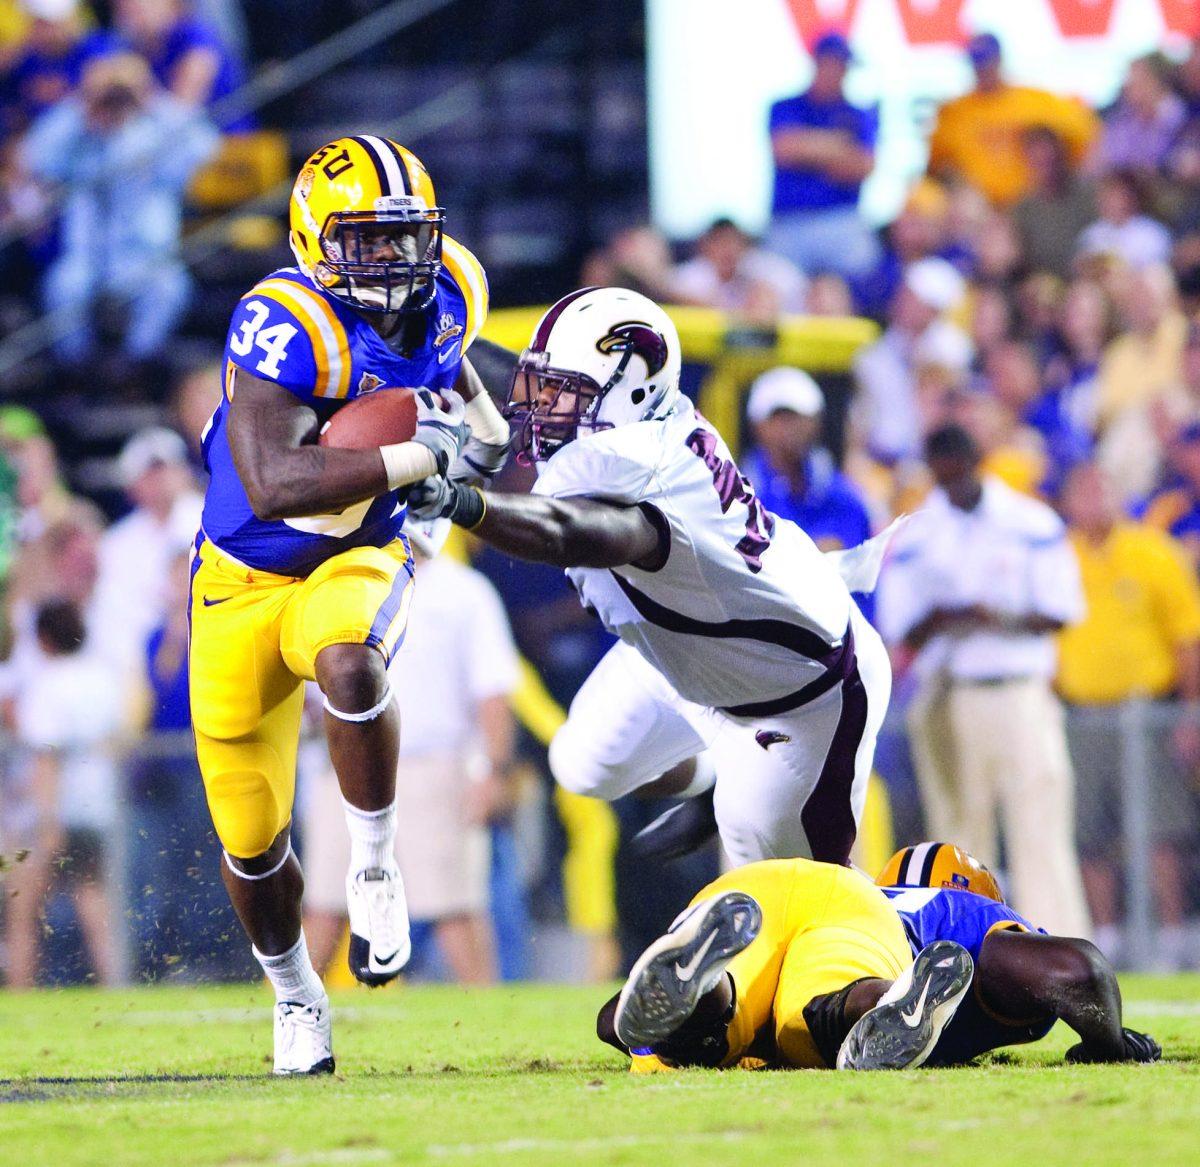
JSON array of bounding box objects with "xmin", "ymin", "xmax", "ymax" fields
[
  {"xmin": 900, "ymin": 980, "xmax": 932, "ymax": 1027},
  {"xmin": 674, "ymin": 929, "xmax": 719, "ymax": 982}
]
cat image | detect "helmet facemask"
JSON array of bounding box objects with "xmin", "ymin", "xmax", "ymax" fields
[
  {"xmin": 317, "ymin": 205, "xmax": 444, "ymax": 315},
  {"xmin": 504, "ymin": 353, "xmax": 611, "ymax": 463}
]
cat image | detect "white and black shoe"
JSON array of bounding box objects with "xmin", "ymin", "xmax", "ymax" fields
[
  {"xmin": 837, "ymin": 940, "xmax": 974, "ymax": 1070},
  {"xmin": 274, "ymin": 996, "xmax": 334, "ymax": 1075},
  {"xmin": 346, "ymin": 866, "xmax": 411, "ymax": 986},
  {"xmin": 614, "ymin": 890, "xmax": 762, "ymax": 1049}
]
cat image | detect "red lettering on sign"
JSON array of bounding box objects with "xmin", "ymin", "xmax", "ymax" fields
[
  {"xmin": 1160, "ymin": 0, "xmax": 1200, "ymax": 36},
  {"xmin": 784, "ymin": 0, "xmax": 1189, "ymax": 46},
  {"xmin": 1045, "ymin": 0, "xmax": 1118, "ymax": 38},
  {"xmin": 893, "ymin": 0, "xmax": 968, "ymax": 44},
  {"xmin": 782, "ymin": 0, "xmax": 862, "ymax": 46}
]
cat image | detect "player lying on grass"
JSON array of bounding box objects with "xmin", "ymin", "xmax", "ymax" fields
[
  {"xmin": 408, "ymin": 286, "xmax": 893, "ymax": 869},
  {"xmin": 595, "ymin": 850, "xmax": 1161, "ymax": 1072},
  {"xmin": 874, "ymin": 842, "xmax": 1161, "ymax": 1066},
  {"xmin": 594, "ymin": 858, "xmax": 972, "ymax": 1071}
]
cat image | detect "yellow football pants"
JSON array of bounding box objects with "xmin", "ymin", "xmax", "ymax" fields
[
  {"xmin": 636, "ymin": 859, "xmax": 913, "ymax": 1071},
  {"xmin": 188, "ymin": 537, "xmax": 414, "ymax": 859}
]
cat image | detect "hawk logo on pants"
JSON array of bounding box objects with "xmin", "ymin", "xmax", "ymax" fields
[{"xmin": 755, "ymin": 729, "xmax": 792, "ymax": 750}]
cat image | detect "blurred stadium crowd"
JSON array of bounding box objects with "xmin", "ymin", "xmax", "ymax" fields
[{"xmin": 2, "ymin": 3, "xmax": 1200, "ymax": 987}]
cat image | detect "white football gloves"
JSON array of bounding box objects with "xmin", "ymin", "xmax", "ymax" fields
[
  {"xmin": 450, "ymin": 435, "xmax": 510, "ymax": 486},
  {"xmin": 406, "ymin": 473, "xmax": 458, "ymax": 521},
  {"xmin": 407, "ymin": 388, "xmax": 508, "ymax": 527},
  {"xmin": 450, "ymin": 391, "xmax": 511, "ymax": 485},
  {"xmin": 410, "ymin": 389, "xmax": 469, "ymax": 475}
]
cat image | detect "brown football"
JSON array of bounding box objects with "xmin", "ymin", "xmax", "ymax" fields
[{"xmin": 317, "ymin": 387, "xmax": 421, "ymax": 449}]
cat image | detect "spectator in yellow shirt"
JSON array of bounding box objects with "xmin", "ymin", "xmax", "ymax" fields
[
  {"xmin": 1058, "ymin": 462, "xmax": 1200, "ymax": 969},
  {"xmin": 928, "ymin": 33, "xmax": 1099, "ymax": 207},
  {"xmin": 1095, "ymin": 264, "xmax": 1185, "ymax": 427}
]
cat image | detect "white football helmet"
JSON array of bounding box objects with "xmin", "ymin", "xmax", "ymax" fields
[{"xmin": 504, "ymin": 287, "xmax": 682, "ymax": 461}]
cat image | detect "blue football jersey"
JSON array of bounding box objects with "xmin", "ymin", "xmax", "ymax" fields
[
  {"xmin": 881, "ymin": 886, "xmax": 1055, "ymax": 1065},
  {"xmin": 200, "ymin": 236, "xmax": 488, "ymax": 576}
]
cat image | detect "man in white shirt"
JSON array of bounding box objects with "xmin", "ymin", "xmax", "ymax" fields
[
  {"xmin": 851, "ymin": 258, "xmax": 972, "ymax": 466},
  {"xmin": 877, "ymin": 424, "xmax": 1090, "ymax": 936},
  {"xmin": 93, "ymin": 427, "xmax": 203, "ymax": 674},
  {"xmin": 6, "ymin": 600, "xmax": 125, "ymax": 987},
  {"xmin": 671, "ymin": 218, "xmax": 808, "ymax": 320},
  {"xmin": 302, "ymin": 548, "xmax": 520, "ymax": 984}
]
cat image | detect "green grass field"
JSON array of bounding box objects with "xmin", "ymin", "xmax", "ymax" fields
[{"xmin": 0, "ymin": 977, "xmax": 1197, "ymax": 1166}]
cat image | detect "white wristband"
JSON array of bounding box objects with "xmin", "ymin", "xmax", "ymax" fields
[
  {"xmin": 465, "ymin": 391, "xmax": 510, "ymax": 446},
  {"xmin": 379, "ymin": 442, "xmax": 437, "ymax": 490}
]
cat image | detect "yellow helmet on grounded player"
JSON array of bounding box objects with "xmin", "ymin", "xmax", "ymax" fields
[
  {"xmin": 876, "ymin": 841, "xmax": 1005, "ymax": 903},
  {"xmin": 289, "ymin": 135, "xmax": 443, "ymax": 315}
]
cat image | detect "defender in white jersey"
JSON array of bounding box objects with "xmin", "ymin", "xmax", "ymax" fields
[{"xmin": 407, "ymin": 287, "xmax": 891, "ymax": 864}]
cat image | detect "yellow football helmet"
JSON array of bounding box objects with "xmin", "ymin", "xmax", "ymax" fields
[
  {"xmin": 289, "ymin": 135, "xmax": 444, "ymax": 315},
  {"xmin": 876, "ymin": 842, "xmax": 1005, "ymax": 903}
]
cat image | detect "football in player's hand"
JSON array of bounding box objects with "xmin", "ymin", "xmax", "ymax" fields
[{"xmin": 318, "ymin": 387, "xmax": 428, "ymax": 449}]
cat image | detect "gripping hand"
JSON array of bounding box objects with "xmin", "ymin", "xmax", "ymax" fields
[{"xmin": 411, "ymin": 389, "xmax": 469, "ymax": 475}]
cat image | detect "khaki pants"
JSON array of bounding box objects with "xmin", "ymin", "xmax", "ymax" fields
[
  {"xmin": 301, "ymin": 750, "xmax": 490, "ymax": 920},
  {"xmin": 907, "ymin": 675, "xmax": 1090, "ymax": 938}
]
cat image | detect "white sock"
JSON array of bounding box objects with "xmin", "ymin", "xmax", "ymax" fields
[
  {"xmin": 253, "ymin": 934, "xmax": 324, "ymax": 1006},
  {"xmin": 676, "ymin": 754, "xmax": 716, "ymax": 799},
  {"xmin": 343, "ymin": 797, "xmax": 397, "ymax": 873}
]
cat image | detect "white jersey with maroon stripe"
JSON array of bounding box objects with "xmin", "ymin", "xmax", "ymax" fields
[{"xmin": 531, "ymin": 398, "xmax": 854, "ymax": 712}]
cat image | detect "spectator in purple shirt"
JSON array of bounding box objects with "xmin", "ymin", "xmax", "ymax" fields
[
  {"xmin": 1094, "ymin": 53, "xmax": 1185, "ymax": 176},
  {"xmin": 112, "ymin": 0, "xmax": 252, "ymax": 131},
  {"xmin": 764, "ymin": 31, "xmax": 880, "ymax": 282}
]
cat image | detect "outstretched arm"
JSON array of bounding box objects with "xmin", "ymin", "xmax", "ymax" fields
[
  {"xmin": 411, "ymin": 474, "xmax": 666, "ymax": 570},
  {"xmin": 471, "ymin": 492, "xmax": 667, "ymax": 570},
  {"xmin": 976, "ymin": 929, "xmax": 1160, "ymax": 1063}
]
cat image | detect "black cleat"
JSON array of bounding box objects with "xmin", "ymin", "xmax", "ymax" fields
[
  {"xmin": 614, "ymin": 890, "xmax": 762, "ymax": 1049},
  {"xmin": 837, "ymin": 940, "xmax": 974, "ymax": 1070},
  {"xmin": 628, "ymin": 787, "xmax": 718, "ymax": 862}
]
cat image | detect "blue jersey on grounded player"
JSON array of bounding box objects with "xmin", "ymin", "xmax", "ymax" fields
[
  {"xmin": 201, "ymin": 236, "xmax": 488, "ymax": 576},
  {"xmin": 882, "ymin": 886, "xmax": 1055, "ymax": 1065}
]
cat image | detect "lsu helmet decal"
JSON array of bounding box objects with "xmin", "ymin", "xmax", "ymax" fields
[
  {"xmin": 289, "ymin": 135, "xmax": 444, "ymax": 315},
  {"xmin": 876, "ymin": 841, "xmax": 1005, "ymax": 904}
]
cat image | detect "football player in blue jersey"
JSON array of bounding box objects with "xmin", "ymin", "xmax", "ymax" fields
[
  {"xmin": 190, "ymin": 135, "xmax": 510, "ymax": 1074},
  {"xmin": 864, "ymin": 843, "xmax": 1161, "ymax": 1067},
  {"xmin": 594, "ymin": 845, "xmax": 1161, "ymax": 1073}
]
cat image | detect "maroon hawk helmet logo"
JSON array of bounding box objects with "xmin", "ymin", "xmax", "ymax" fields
[{"xmin": 595, "ymin": 321, "xmax": 669, "ymax": 378}]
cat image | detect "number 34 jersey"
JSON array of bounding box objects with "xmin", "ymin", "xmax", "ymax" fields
[
  {"xmin": 532, "ymin": 400, "xmax": 855, "ymax": 714},
  {"xmin": 201, "ymin": 236, "xmax": 488, "ymax": 577}
]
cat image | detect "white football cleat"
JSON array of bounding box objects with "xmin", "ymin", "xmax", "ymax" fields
[
  {"xmin": 837, "ymin": 940, "xmax": 974, "ymax": 1070},
  {"xmin": 614, "ymin": 890, "xmax": 762, "ymax": 1049},
  {"xmin": 274, "ymin": 996, "xmax": 334, "ymax": 1075},
  {"xmin": 346, "ymin": 865, "xmax": 411, "ymax": 986}
]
